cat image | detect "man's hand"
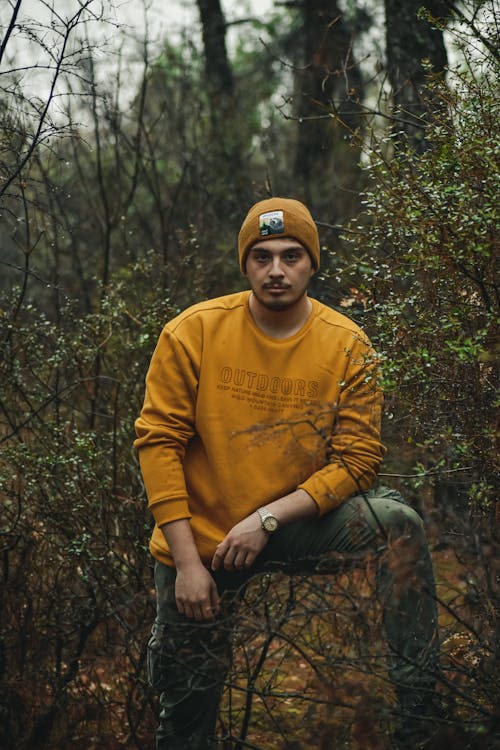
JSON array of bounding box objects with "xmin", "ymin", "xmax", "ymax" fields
[
  {"xmin": 175, "ymin": 562, "xmax": 220, "ymax": 622},
  {"xmin": 212, "ymin": 513, "xmax": 269, "ymax": 572},
  {"xmin": 160, "ymin": 519, "xmax": 220, "ymax": 622}
]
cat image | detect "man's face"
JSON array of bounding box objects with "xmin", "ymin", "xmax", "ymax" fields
[{"xmin": 245, "ymin": 237, "xmax": 314, "ymax": 311}]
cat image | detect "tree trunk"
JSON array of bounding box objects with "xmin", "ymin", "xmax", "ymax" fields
[
  {"xmin": 384, "ymin": 0, "xmax": 448, "ymax": 150},
  {"xmin": 195, "ymin": 0, "xmax": 249, "ymax": 213},
  {"xmin": 294, "ymin": 0, "xmax": 364, "ymax": 217},
  {"xmin": 196, "ymin": 0, "xmax": 234, "ymax": 103}
]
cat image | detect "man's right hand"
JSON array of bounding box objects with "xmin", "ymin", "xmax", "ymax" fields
[
  {"xmin": 174, "ymin": 562, "xmax": 220, "ymax": 622},
  {"xmin": 160, "ymin": 519, "xmax": 221, "ymax": 622}
]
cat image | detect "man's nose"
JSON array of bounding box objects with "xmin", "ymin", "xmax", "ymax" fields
[{"xmin": 268, "ymin": 257, "xmax": 285, "ymax": 277}]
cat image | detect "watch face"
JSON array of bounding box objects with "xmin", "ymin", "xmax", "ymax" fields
[{"xmin": 263, "ymin": 515, "xmax": 278, "ymax": 532}]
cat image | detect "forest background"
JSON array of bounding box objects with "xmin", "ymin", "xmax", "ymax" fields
[{"xmin": 0, "ymin": 0, "xmax": 498, "ymax": 748}]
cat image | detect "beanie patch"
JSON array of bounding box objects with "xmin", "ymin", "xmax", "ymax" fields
[{"xmin": 259, "ymin": 210, "xmax": 284, "ymax": 237}]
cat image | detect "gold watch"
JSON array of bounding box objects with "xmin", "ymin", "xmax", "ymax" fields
[{"xmin": 257, "ymin": 507, "xmax": 279, "ymax": 533}]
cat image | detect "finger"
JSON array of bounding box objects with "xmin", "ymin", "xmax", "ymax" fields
[
  {"xmin": 233, "ymin": 549, "xmax": 247, "ymax": 570},
  {"xmin": 196, "ymin": 602, "xmax": 216, "ymax": 622},
  {"xmin": 243, "ymin": 551, "xmax": 256, "ymax": 569},
  {"xmin": 202, "ymin": 604, "xmax": 215, "ymax": 622},
  {"xmin": 214, "ymin": 541, "xmax": 236, "ymax": 571},
  {"xmin": 223, "ymin": 548, "xmax": 238, "ymax": 571},
  {"xmin": 191, "ymin": 604, "xmax": 203, "ymax": 622},
  {"xmin": 211, "ymin": 594, "xmax": 220, "ymax": 617},
  {"xmin": 211, "ymin": 541, "xmax": 227, "ymax": 571},
  {"xmin": 210, "ymin": 583, "xmax": 220, "ymax": 616}
]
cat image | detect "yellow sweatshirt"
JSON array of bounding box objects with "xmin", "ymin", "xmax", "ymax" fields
[{"xmin": 134, "ymin": 291, "xmax": 385, "ymax": 567}]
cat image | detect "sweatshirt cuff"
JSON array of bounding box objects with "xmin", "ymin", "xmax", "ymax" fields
[
  {"xmin": 149, "ymin": 497, "xmax": 192, "ymax": 527},
  {"xmin": 298, "ymin": 472, "xmax": 363, "ymax": 516}
]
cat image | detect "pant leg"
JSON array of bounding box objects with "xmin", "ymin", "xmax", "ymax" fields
[
  {"xmin": 258, "ymin": 487, "xmax": 439, "ymax": 705},
  {"xmin": 148, "ymin": 561, "xmax": 239, "ymax": 750}
]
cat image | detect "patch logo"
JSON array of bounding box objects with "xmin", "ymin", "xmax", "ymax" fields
[{"xmin": 259, "ymin": 210, "xmax": 284, "ymax": 236}]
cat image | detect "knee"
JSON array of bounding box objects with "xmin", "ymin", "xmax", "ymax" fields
[{"xmin": 378, "ymin": 500, "xmax": 425, "ymax": 540}]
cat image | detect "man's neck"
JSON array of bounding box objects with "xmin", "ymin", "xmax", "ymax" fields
[{"xmin": 248, "ymin": 293, "xmax": 312, "ymax": 339}]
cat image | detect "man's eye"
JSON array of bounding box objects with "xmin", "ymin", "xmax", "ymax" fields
[{"xmin": 285, "ymin": 253, "xmax": 298, "ymax": 262}]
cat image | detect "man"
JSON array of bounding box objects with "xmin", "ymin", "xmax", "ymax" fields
[{"xmin": 135, "ymin": 197, "xmax": 439, "ymax": 749}]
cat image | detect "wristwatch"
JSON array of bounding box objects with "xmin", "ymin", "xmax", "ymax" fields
[{"xmin": 257, "ymin": 507, "xmax": 279, "ymax": 533}]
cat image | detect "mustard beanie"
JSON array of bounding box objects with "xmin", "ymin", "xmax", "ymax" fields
[{"xmin": 238, "ymin": 197, "xmax": 320, "ymax": 272}]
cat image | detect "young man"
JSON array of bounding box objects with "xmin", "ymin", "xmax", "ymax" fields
[{"xmin": 135, "ymin": 198, "xmax": 439, "ymax": 749}]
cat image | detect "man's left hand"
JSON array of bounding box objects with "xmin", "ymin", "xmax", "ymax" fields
[{"xmin": 211, "ymin": 513, "xmax": 269, "ymax": 572}]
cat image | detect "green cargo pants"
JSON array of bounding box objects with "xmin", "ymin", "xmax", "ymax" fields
[{"xmin": 147, "ymin": 487, "xmax": 439, "ymax": 749}]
